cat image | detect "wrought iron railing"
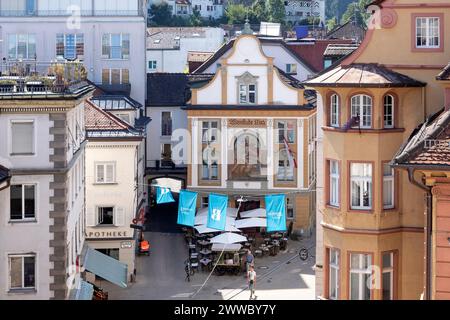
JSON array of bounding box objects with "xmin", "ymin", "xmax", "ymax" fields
[{"xmin": 0, "ymin": 10, "xmax": 142, "ymax": 17}]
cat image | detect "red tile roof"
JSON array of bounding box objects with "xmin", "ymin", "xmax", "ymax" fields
[{"xmin": 85, "ymin": 100, "xmax": 130, "ymax": 131}]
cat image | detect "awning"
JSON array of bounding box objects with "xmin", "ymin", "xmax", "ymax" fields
[
  {"xmin": 83, "ymin": 247, "xmax": 128, "ymax": 288},
  {"xmin": 74, "ymin": 280, "xmax": 94, "ymax": 300}
]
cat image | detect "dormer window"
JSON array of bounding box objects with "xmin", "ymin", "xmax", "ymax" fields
[{"xmin": 236, "ymin": 72, "xmax": 258, "ymax": 105}]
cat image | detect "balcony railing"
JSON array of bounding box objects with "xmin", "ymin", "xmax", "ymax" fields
[
  {"xmin": 0, "ymin": 10, "xmax": 143, "ymax": 17},
  {"xmin": 146, "ymin": 160, "xmax": 187, "ymax": 171}
]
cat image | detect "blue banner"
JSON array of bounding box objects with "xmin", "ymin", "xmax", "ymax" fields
[
  {"xmin": 177, "ymin": 190, "xmax": 197, "ymax": 227},
  {"xmin": 207, "ymin": 194, "xmax": 228, "ymax": 231},
  {"xmin": 156, "ymin": 186, "xmax": 175, "ymax": 204},
  {"xmin": 265, "ymin": 194, "xmax": 287, "ymax": 233}
]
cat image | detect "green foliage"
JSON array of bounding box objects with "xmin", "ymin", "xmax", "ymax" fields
[
  {"xmin": 149, "ymin": 3, "xmax": 173, "ymax": 26},
  {"xmin": 0, "ymin": 79, "xmax": 17, "ymax": 86},
  {"xmin": 225, "ymin": 3, "xmax": 247, "ymax": 25},
  {"xmin": 325, "ymin": 0, "xmax": 357, "ymax": 21},
  {"xmin": 340, "ymin": 0, "xmax": 372, "ymax": 28},
  {"xmin": 326, "ymin": 17, "xmax": 338, "ymax": 32},
  {"xmin": 189, "ymin": 8, "xmax": 203, "ymax": 26},
  {"xmin": 248, "ymin": 0, "xmax": 268, "ymax": 24},
  {"xmin": 266, "ymin": 0, "xmax": 285, "ymax": 24}
]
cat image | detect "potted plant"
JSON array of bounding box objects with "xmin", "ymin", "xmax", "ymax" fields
[
  {"xmin": 0, "ymin": 79, "xmax": 17, "ymax": 93},
  {"xmin": 52, "ymin": 63, "xmax": 66, "ymax": 93}
]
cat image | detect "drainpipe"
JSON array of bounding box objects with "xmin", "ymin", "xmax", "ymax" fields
[{"xmin": 407, "ymin": 167, "xmax": 432, "ymax": 300}]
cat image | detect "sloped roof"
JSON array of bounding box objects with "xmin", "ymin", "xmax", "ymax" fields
[
  {"xmin": 188, "ymin": 51, "xmax": 214, "ymax": 63},
  {"xmin": 324, "ymin": 44, "xmax": 359, "ymax": 57},
  {"xmin": 306, "ymin": 63, "xmax": 426, "ymax": 88},
  {"xmin": 436, "ymin": 63, "xmax": 450, "ymax": 81},
  {"xmin": 147, "ymin": 73, "xmax": 190, "ymax": 106},
  {"xmin": 393, "ymin": 108, "xmax": 450, "ymax": 167},
  {"xmin": 147, "ymin": 27, "xmax": 206, "ymax": 50}
]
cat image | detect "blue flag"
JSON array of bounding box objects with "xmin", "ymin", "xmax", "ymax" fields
[
  {"xmin": 265, "ymin": 194, "xmax": 287, "ymax": 233},
  {"xmin": 156, "ymin": 186, "xmax": 175, "ymax": 204},
  {"xmin": 207, "ymin": 194, "xmax": 228, "ymax": 231},
  {"xmin": 177, "ymin": 190, "xmax": 197, "ymax": 227}
]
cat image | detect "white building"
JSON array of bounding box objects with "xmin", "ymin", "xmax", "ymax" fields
[
  {"xmin": 84, "ymin": 98, "xmax": 148, "ymax": 283},
  {"xmin": 147, "ymin": 27, "xmax": 224, "ymax": 73},
  {"xmin": 0, "ymin": 63, "xmax": 94, "ymax": 300},
  {"xmin": 285, "ymin": 0, "xmax": 326, "ymax": 25},
  {"xmin": 148, "ymin": 0, "xmax": 223, "ymax": 20},
  {"xmin": 0, "ymin": 0, "xmax": 148, "ymax": 106}
]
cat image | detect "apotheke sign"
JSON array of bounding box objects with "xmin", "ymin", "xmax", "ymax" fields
[{"xmin": 86, "ymin": 231, "xmax": 128, "ymax": 238}]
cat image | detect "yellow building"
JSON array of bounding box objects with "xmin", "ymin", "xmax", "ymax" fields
[
  {"xmin": 185, "ymin": 29, "xmax": 317, "ymax": 235},
  {"xmin": 306, "ymin": 0, "xmax": 450, "ymax": 300}
]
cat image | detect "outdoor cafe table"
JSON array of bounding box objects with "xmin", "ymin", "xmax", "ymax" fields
[
  {"xmin": 200, "ymin": 258, "xmax": 212, "ymax": 271},
  {"xmin": 197, "ymin": 240, "xmax": 210, "ymax": 247},
  {"xmin": 200, "ymin": 249, "xmax": 211, "ymax": 256}
]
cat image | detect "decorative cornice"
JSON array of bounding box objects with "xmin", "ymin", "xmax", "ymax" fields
[
  {"xmin": 86, "ymin": 144, "xmax": 139, "ymax": 149},
  {"xmin": 321, "ymin": 221, "xmax": 424, "ymax": 235},
  {"xmin": 0, "ymin": 107, "xmax": 72, "ymax": 113}
]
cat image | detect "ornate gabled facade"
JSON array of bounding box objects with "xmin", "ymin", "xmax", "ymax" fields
[{"xmin": 186, "ymin": 34, "xmax": 317, "ymax": 235}]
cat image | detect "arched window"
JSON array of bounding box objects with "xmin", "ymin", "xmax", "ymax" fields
[
  {"xmin": 351, "ymin": 94, "xmax": 372, "ymax": 128},
  {"xmin": 383, "ymin": 95, "xmax": 395, "ymax": 128},
  {"xmin": 330, "ymin": 94, "xmax": 340, "ymax": 127}
]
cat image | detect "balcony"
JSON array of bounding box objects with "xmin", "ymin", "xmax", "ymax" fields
[
  {"xmin": 0, "ymin": 60, "xmax": 92, "ymax": 99},
  {"xmin": 0, "ymin": 10, "xmax": 143, "ymax": 17}
]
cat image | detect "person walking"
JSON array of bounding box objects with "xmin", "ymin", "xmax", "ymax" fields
[
  {"xmin": 245, "ymin": 250, "xmax": 254, "ymax": 274},
  {"xmin": 185, "ymin": 260, "xmax": 191, "ymax": 282},
  {"xmin": 247, "ymin": 265, "xmax": 257, "ymax": 300}
]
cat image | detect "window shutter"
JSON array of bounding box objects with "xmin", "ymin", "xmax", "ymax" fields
[
  {"xmin": 106, "ymin": 164, "xmax": 114, "ymax": 183},
  {"xmin": 115, "ymin": 207, "xmax": 125, "ymax": 226},
  {"xmin": 86, "ymin": 207, "xmax": 96, "ymax": 227},
  {"xmin": 96, "ymin": 164, "xmax": 104, "ymax": 183}
]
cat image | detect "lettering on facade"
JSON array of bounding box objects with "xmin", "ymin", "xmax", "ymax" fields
[
  {"xmin": 228, "ymin": 119, "xmax": 267, "ymax": 128},
  {"xmin": 87, "ymin": 231, "xmax": 128, "ymax": 238}
]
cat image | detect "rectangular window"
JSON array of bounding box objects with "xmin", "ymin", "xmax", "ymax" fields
[
  {"xmin": 97, "ymin": 207, "xmax": 114, "ymax": 225},
  {"xmin": 10, "ymin": 184, "xmax": 36, "ymax": 220},
  {"xmin": 383, "ymin": 95, "xmax": 394, "ymax": 128},
  {"xmin": 102, "ymin": 33, "xmax": 130, "ymax": 59},
  {"xmin": 277, "ymin": 120, "xmax": 295, "ymax": 143},
  {"xmin": 56, "ymin": 34, "xmax": 84, "ymax": 60},
  {"xmin": 8, "ymin": 34, "xmax": 36, "ymax": 59},
  {"xmin": 116, "ymin": 113, "xmax": 131, "ymax": 124},
  {"xmin": 286, "ymin": 198, "xmax": 294, "ymax": 219},
  {"xmin": 286, "ymin": 63, "xmax": 297, "ymax": 74},
  {"xmin": 11, "ymin": 121, "xmax": 34, "ymax": 155},
  {"xmin": 349, "ymin": 253, "xmax": 372, "ymax": 300},
  {"xmin": 161, "ymin": 144, "xmax": 172, "ymax": 167},
  {"xmin": 277, "ymin": 149, "xmax": 294, "ymax": 181},
  {"xmin": 238, "ymin": 84, "xmax": 256, "ymax": 104},
  {"xmin": 382, "ymin": 252, "xmax": 394, "ymax": 300},
  {"xmin": 95, "ymin": 162, "xmax": 115, "ymax": 183},
  {"xmin": 329, "ymin": 160, "xmax": 339, "ymax": 207},
  {"xmin": 101, "ymin": 69, "xmax": 130, "ymax": 85},
  {"xmin": 330, "ymin": 94, "xmax": 339, "ymax": 127},
  {"xmin": 416, "ymin": 17, "xmax": 440, "ymax": 48},
  {"xmin": 351, "ymin": 95, "xmax": 372, "ymax": 129},
  {"xmin": 202, "ymin": 121, "xmax": 218, "ymax": 143},
  {"xmin": 161, "ymin": 112, "xmax": 172, "ymax": 136},
  {"xmin": 350, "ymin": 163, "xmax": 372, "ymax": 210},
  {"xmin": 9, "ymin": 255, "xmax": 35, "ymax": 290},
  {"xmin": 201, "ymin": 197, "xmax": 209, "ymax": 208},
  {"xmin": 383, "ymin": 164, "xmax": 395, "ymax": 209},
  {"xmin": 329, "ymin": 248, "xmax": 339, "ymax": 300},
  {"xmin": 148, "ymin": 60, "xmax": 157, "ymax": 70},
  {"xmin": 202, "ymin": 157, "xmax": 218, "ymax": 180}
]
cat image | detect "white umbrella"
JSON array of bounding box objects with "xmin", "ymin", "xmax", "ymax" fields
[
  {"xmin": 195, "ymin": 224, "xmax": 241, "ymax": 234},
  {"xmin": 195, "ymin": 215, "xmax": 236, "ymax": 226},
  {"xmin": 240, "ymin": 208, "xmax": 266, "ymax": 218},
  {"xmin": 235, "ymin": 217, "xmax": 267, "ymax": 229},
  {"xmin": 211, "ymin": 243, "xmax": 242, "ymax": 252},
  {"xmin": 210, "ymin": 232, "xmax": 247, "ymax": 244},
  {"xmin": 197, "ymin": 207, "xmax": 208, "ymax": 216}
]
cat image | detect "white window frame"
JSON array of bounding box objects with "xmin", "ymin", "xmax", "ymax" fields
[
  {"xmin": 115, "ymin": 113, "xmax": 131, "ymax": 124},
  {"xmin": 329, "ymin": 248, "xmax": 339, "ymax": 300},
  {"xmin": 161, "ymin": 111, "xmax": 173, "ymax": 136},
  {"xmin": 95, "ymin": 162, "xmax": 116, "ymax": 184},
  {"xmin": 383, "ymin": 164, "xmax": 395, "ymax": 210},
  {"xmin": 330, "ymin": 94, "xmax": 339, "ymax": 127},
  {"xmin": 9, "ymin": 184, "xmax": 37, "ymax": 221},
  {"xmin": 8, "ymin": 254, "xmax": 36, "ymax": 290},
  {"xmin": 277, "ymin": 120, "xmax": 296, "ymax": 144},
  {"xmin": 383, "ymin": 95, "xmax": 394, "ymax": 129},
  {"xmin": 8, "ymin": 33, "xmax": 36, "ymax": 60},
  {"xmin": 10, "ymin": 120, "xmax": 35, "ymax": 156},
  {"xmin": 382, "ymin": 252, "xmax": 394, "ymax": 300},
  {"xmin": 97, "ymin": 206, "xmax": 115, "ymax": 226},
  {"xmin": 349, "ymin": 253, "xmax": 372, "ymax": 300},
  {"xmin": 329, "ymin": 160, "xmax": 339, "ymax": 207},
  {"xmin": 148, "ymin": 60, "xmax": 157, "ymax": 70},
  {"xmin": 350, "ymin": 163, "xmax": 373, "ymax": 210},
  {"xmin": 286, "ymin": 63, "xmax": 297, "ymax": 74},
  {"xmin": 101, "ymin": 33, "xmax": 130, "ymax": 60},
  {"xmin": 415, "ymin": 17, "xmax": 440, "ymax": 49},
  {"xmin": 202, "ymin": 121, "xmax": 218, "ymax": 143},
  {"xmin": 277, "ymin": 149, "xmax": 294, "ymax": 182},
  {"xmin": 202, "ymin": 146, "xmax": 218, "ymax": 181},
  {"xmin": 351, "ymin": 95, "xmax": 372, "ymax": 129},
  {"xmin": 238, "ymin": 83, "xmax": 256, "ymax": 104}
]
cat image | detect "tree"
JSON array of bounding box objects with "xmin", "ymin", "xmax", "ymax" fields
[
  {"xmin": 189, "ymin": 8, "xmax": 203, "ymax": 26},
  {"xmin": 326, "ymin": 17, "xmax": 338, "ymax": 32},
  {"xmin": 249, "ymin": 0, "xmax": 268, "ymax": 24},
  {"xmin": 225, "ymin": 3, "xmax": 247, "ymax": 25},
  {"xmin": 266, "ymin": 0, "xmax": 285, "ymax": 24},
  {"xmin": 341, "ymin": 0, "xmax": 372, "ymax": 28},
  {"xmin": 149, "ymin": 3, "xmax": 172, "ymax": 26}
]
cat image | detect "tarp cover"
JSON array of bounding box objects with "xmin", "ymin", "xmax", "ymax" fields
[{"xmin": 83, "ymin": 248, "xmax": 128, "ymax": 288}]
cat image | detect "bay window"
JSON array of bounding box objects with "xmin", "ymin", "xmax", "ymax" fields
[
  {"xmin": 384, "ymin": 95, "xmax": 394, "ymax": 128},
  {"xmin": 350, "ymin": 163, "xmax": 372, "ymax": 210},
  {"xmin": 330, "ymin": 94, "xmax": 339, "ymax": 127},
  {"xmin": 351, "ymin": 94, "xmax": 372, "ymax": 128},
  {"xmin": 329, "ymin": 248, "xmax": 339, "ymax": 300},
  {"xmin": 382, "ymin": 252, "xmax": 395, "ymax": 300},
  {"xmin": 383, "ymin": 163, "xmax": 395, "ymax": 209},
  {"xmin": 349, "ymin": 253, "xmax": 372, "ymax": 300},
  {"xmin": 329, "ymin": 160, "xmax": 339, "ymax": 207}
]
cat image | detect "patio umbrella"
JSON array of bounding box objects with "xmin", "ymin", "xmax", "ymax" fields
[
  {"xmin": 210, "ymin": 232, "xmax": 247, "ymax": 244},
  {"xmin": 195, "ymin": 224, "xmax": 241, "ymax": 234},
  {"xmin": 240, "ymin": 208, "xmax": 266, "ymax": 218},
  {"xmin": 235, "ymin": 217, "xmax": 267, "ymax": 229},
  {"xmin": 211, "ymin": 243, "xmax": 242, "ymax": 252},
  {"xmin": 195, "ymin": 215, "xmax": 236, "ymax": 226}
]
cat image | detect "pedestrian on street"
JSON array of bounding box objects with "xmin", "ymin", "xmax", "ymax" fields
[
  {"xmin": 245, "ymin": 250, "xmax": 254, "ymax": 274},
  {"xmin": 247, "ymin": 265, "xmax": 257, "ymax": 300},
  {"xmin": 185, "ymin": 261, "xmax": 191, "ymax": 282}
]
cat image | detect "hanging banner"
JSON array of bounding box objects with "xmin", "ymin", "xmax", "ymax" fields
[
  {"xmin": 177, "ymin": 190, "xmax": 198, "ymax": 227},
  {"xmin": 207, "ymin": 194, "xmax": 228, "ymax": 231},
  {"xmin": 265, "ymin": 194, "xmax": 287, "ymax": 233},
  {"xmin": 156, "ymin": 186, "xmax": 175, "ymax": 204}
]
